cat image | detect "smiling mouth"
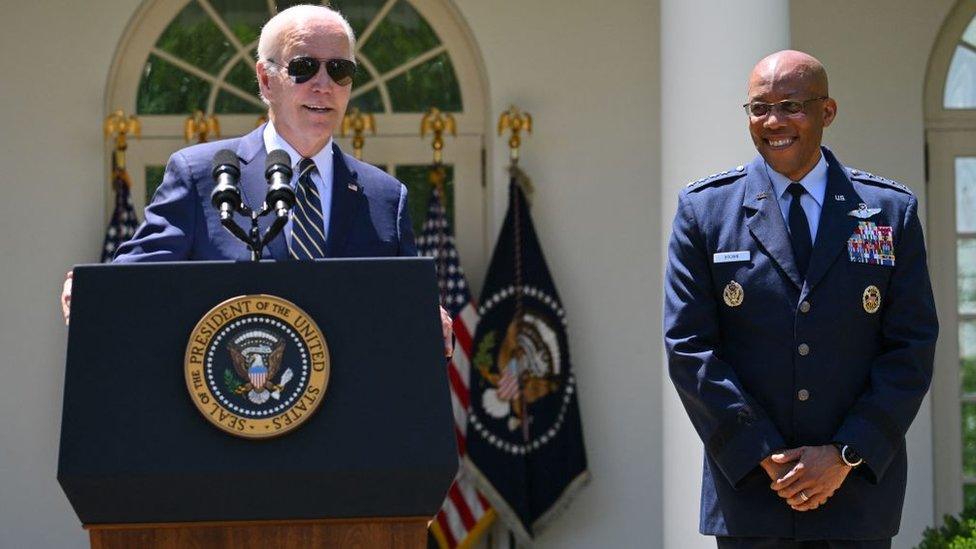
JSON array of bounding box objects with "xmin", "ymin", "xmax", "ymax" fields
[
  {"xmin": 303, "ymin": 105, "xmax": 333, "ymax": 113},
  {"xmin": 765, "ymin": 136, "xmax": 796, "ymax": 149}
]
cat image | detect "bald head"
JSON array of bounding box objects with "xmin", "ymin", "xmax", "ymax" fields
[{"xmin": 749, "ymin": 50, "xmax": 828, "ymax": 99}]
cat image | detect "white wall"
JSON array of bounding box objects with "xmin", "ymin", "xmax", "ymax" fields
[
  {"xmin": 791, "ymin": 2, "xmax": 955, "ymax": 547},
  {"xmin": 452, "ymin": 0, "xmax": 665, "ymax": 546},
  {"xmin": 0, "ymin": 0, "xmax": 141, "ymax": 547}
]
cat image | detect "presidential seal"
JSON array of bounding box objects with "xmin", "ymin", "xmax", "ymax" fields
[
  {"xmin": 723, "ymin": 280, "xmax": 744, "ymax": 307},
  {"xmin": 184, "ymin": 295, "xmax": 329, "ymax": 439},
  {"xmin": 863, "ymin": 285, "xmax": 881, "ymax": 314}
]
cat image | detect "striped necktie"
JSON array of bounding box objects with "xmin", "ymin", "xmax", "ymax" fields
[{"xmin": 289, "ymin": 158, "xmax": 328, "ymax": 260}]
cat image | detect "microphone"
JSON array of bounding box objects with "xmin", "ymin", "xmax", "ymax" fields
[
  {"xmin": 264, "ymin": 149, "xmax": 295, "ymax": 218},
  {"xmin": 210, "ymin": 150, "xmax": 242, "ymax": 221}
]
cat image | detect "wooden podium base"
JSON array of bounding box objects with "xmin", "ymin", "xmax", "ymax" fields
[{"xmin": 85, "ymin": 516, "xmax": 429, "ymax": 549}]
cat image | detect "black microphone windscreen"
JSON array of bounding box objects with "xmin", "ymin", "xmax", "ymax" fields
[
  {"xmin": 212, "ymin": 149, "xmax": 240, "ymax": 177},
  {"xmin": 265, "ymin": 149, "xmax": 292, "ymax": 175}
]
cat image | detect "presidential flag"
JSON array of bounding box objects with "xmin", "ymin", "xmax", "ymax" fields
[
  {"xmin": 417, "ymin": 175, "xmax": 496, "ymax": 549},
  {"xmin": 465, "ymin": 167, "xmax": 589, "ymax": 543},
  {"xmin": 100, "ymin": 155, "xmax": 138, "ymax": 262}
]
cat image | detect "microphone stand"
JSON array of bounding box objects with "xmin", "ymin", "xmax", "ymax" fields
[{"xmin": 219, "ymin": 202, "xmax": 289, "ymax": 262}]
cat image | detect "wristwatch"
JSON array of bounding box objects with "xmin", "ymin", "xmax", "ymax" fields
[{"xmin": 833, "ymin": 443, "xmax": 864, "ymax": 467}]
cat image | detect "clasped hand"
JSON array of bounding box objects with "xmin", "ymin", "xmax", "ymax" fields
[{"xmin": 760, "ymin": 445, "xmax": 851, "ymax": 511}]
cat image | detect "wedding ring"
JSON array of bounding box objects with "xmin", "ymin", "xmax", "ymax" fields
[{"xmin": 799, "ymin": 491, "xmax": 810, "ymax": 502}]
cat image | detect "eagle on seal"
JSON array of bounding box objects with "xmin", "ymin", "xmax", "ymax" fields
[{"xmin": 228, "ymin": 341, "xmax": 285, "ymax": 404}]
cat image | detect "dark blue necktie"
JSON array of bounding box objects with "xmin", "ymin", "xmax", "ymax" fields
[
  {"xmin": 289, "ymin": 158, "xmax": 327, "ymax": 260},
  {"xmin": 787, "ymin": 183, "xmax": 813, "ymax": 279}
]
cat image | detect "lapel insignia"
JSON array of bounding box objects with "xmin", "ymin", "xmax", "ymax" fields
[
  {"xmin": 847, "ymin": 203, "xmax": 882, "ymax": 219},
  {"xmin": 347, "ymin": 183, "xmax": 359, "ymax": 191},
  {"xmin": 756, "ymin": 192, "xmax": 768, "ymax": 200},
  {"xmin": 834, "ymin": 194, "xmax": 846, "ymax": 201},
  {"xmin": 723, "ymin": 280, "xmax": 744, "ymax": 307},
  {"xmin": 862, "ymin": 285, "xmax": 881, "ymax": 314},
  {"xmin": 848, "ymin": 221, "xmax": 895, "ymax": 266}
]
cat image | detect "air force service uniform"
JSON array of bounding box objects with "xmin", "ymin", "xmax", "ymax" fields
[{"xmin": 664, "ymin": 147, "xmax": 938, "ymax": 542}]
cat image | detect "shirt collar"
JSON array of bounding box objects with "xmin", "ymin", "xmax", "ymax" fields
[
  {"xmin": 765, "ymin": 152, "xmax": 828, "ymax": 207},
  {"xmin": 262, "ymin": 122, "xmax": 333, "ymax": 177}
]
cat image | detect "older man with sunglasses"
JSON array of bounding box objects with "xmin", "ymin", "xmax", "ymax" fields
[
  {"xmin": 61, "ymin": 5, "xmax": 453, "ymax": 354},
  {"xmin": 664, "ymin": 50, "xmax": 938, "ymax": 548}
]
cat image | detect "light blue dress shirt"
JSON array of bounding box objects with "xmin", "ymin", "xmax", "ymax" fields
[
  {"xmin": 262, "ymin": 122, "xmax": 334, "ymax": 249},
  {"xmin": 765, "ymin": 152, "xmax": 828, "ymax": 244}
]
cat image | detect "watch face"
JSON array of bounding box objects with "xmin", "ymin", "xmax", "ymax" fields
[{"xmin": 843, "ymin": 445, "xmax": 862, "ymax": 466}]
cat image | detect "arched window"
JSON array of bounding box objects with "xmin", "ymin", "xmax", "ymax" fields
[
  {"xmin": 105, "ymin": 0, "xmax": 490, "ymax": 287},
  {"xmin": 925, "ymin": 0, "xmax": 976, "ymax": 519}
]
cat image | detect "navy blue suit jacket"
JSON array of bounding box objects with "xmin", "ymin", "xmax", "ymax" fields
[
  {"xmin": 114, "ymin": 125, "xmax": 417, "ymax": 262},
  {"xmin": 664, "ymin": 148, "xmax": 937, "ymax": 540}
]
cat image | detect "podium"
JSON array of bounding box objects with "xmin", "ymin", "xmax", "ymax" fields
[{"xmin": 58, "ymin": 259, "xmax": 457, "ymax": 548}]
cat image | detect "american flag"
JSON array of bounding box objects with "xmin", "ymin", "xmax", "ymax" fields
[
  {"xmin": 496, "ymin": 360, "xmax": 520, "ymax": 401},
  {"xmin": 417, "ymin": 182, "xmax": 496, "ymax": 548},
  {"xmin": 100, "ymin": 160, "xmax": 138, "ymax": 262}
]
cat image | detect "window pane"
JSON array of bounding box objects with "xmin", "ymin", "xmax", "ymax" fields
[
  {"xmin": 959, "ymin": 158, "xmax": 976, "ymax": 233},
  {"xmin": 964, "ymin": 402, "xmax": 976, "ymax": 477},
  {"xmin": 225, "ymin": 60, "xmax": 259, "ymax": 98},
  {"xmin": 395, "ymin": 164, "xmax": 454, "ymax": 236},
  {"xmin": 349, "ymin": 88, "xmax": 384, "ymax": 113},
  {"xmin": 209, "ymin": 0, "xmax": 268, "ymax": 46},
  {"xmin": 359, "ymin": 0, "xmax": 441, "ymax": 74},
  {"xmin": 945, "ymin": 46, "xmax": 976, "ymax": 109},
  {"xmin": 156, "ymin": 1, "xmax": 236, "ymax": 74},
  {"xmin": 962, "ymin": 321, "xmax": 976, "ymax": 393},
  {"xmin": 962, "ymin": 240, "xmax": 976, "ymax": 315},
  {"xmin": 145, "ymin": 165, "xmax": 166, "ymax": 204},
  {"xmin": 214, "ymin": 89, "xmax": 266, "ymax": 114},
  {"xmin": 387, "ymin": 52, "xmax": 462, "ymax": 112},
  {"xmin": 964, "ymin": 15, "xmax": 976, "ymax": 48},
  {"xmin": 331, "ymin": 0, "xmax": 388, "ymax": 37},
  {"xmin": 137, "ymin": 54, "xmax": 210, "ymax": 115}
]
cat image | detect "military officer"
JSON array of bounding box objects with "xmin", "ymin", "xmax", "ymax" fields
[{"xmin": 664, "ymin": 50, "xmax": 938, "ymax": 548}]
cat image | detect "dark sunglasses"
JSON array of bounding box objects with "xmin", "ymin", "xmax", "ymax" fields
[{"xmin": 268, "ymin": 56, "xmax": 357, "ymax": 86}]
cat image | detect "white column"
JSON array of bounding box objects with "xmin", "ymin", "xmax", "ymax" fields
[{"xmin": 660, "ymin": 2, "xmax": 789, "ymax": 548}]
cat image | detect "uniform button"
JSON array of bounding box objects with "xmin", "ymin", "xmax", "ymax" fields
[
  {"xmin": 799, "ymin": 301, "xmax": 811, "ymax": 313},
  {"xmin": 798, "ymin": 343, "xmax": 810, "ymax": 356},
  {"xmin": 798, "ymin": 389, "xmax": 810, "ymax": 401}
]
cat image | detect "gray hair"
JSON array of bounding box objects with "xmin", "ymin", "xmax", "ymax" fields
[{"xmin": 257, "ymin": 4, "xmax": 357, "ymax": 65}]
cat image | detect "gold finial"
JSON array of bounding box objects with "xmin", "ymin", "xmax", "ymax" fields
[
  {"xmin": 420, "ymin": 107, "xmax": 456, "ymax": 165},
  {"xmin": 184, "ymin": 110, "xmax": 220, "ymax": 143},
  {"xmin": 341, "ymin": 107, "xmax": 376, "ymax": 160},
  {"xmin": 104, "ymin": 109, "xmax": 141, "ymax": 170},
  {"xmin": 497, "ymin": 105, "xmax": 532, "ymax": 164}
]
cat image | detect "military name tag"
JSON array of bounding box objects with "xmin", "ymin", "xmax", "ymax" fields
[
  {"xmin": 848, "ymin": 221, "xmax": 895, "ymax": 266},
  {"xmin": 184, "ymin": 295, "xmax": 330, "ymax": 439},
  {"xmin": 713, "ymin": 251, "xmax": 751, "ymax": 264},
  {"xmin": 723, "ymin": 280, "xmax": 744, "ymax": 307}
]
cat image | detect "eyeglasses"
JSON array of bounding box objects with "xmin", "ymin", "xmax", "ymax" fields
[
  {"xmin": 267, "ymin": 57, "xmax": 357, "ymax": 86},
  {"xmin": 742, "ymin": 97, "xmax": 828, "ymax": 118}
]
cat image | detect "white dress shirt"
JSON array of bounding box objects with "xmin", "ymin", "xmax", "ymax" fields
[
  {"xmin": 766, "ymin": 152, "xmax": 828, "ymax": 244},
  {"xmin": 262, "ymin": 122, "xmax": 334, "ymax": 249}
]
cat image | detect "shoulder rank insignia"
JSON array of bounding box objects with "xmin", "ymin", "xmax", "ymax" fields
[
  {"xmin": 847, "ymin": 203, "xmax": 882, "ymax": 219},
  {"xmin": 723, "ymin": 280, "xmax": 744, "ymax": 307},
  {"xmin": 848, "ymin": 221, "xmax": 895, "ymax": 266},
  {"xmin": 686, "ymin": 165, "xmax": 747, "ymax": 189},
  {"xmin": 863, "ymin": 285, "xmax": 881, "ymax": 314}
]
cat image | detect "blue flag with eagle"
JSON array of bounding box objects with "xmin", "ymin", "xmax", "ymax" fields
[{"xmin": 465, "ymin": 167, "xmax": 589, "ymax": 544}]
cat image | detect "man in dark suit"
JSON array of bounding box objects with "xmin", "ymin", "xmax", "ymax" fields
[
  {"xmin": 63, "ymin": 5, "xmax": 452, "ymax": 351},
  {"xmin": 664, "ymin": 50, "xmax": 938, "ymax": 548}
]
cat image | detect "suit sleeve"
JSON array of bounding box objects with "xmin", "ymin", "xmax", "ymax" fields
[
  {"xmin": 113, "ymin": 151, "xmax": 198, "ymax": 263},
  {"xmin": 664, "ymin": 192, "xmax": 786, "ymax": 488},
  {"xmin": 396, "ymin": 182, "xmax": 418, "ymax": 257},
  {"xmin": 833, "ymin": 196, "xmax": 938, "ymax": 482}
]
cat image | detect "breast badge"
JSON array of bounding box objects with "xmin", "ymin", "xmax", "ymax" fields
[
  {"xmin": 848, "ymin": 221, "xmax": 895, "ymax": 266},
  {"xmin": 723, "ymin": 280, "xmax": 744, "ymax": 307},
  {"xmin": 862, "ymin": 285, "xmax": 881, "ymax": 314},
  {"xmin": 184, "ymin": 295, "xmax": 330, "ymax": 439}
]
